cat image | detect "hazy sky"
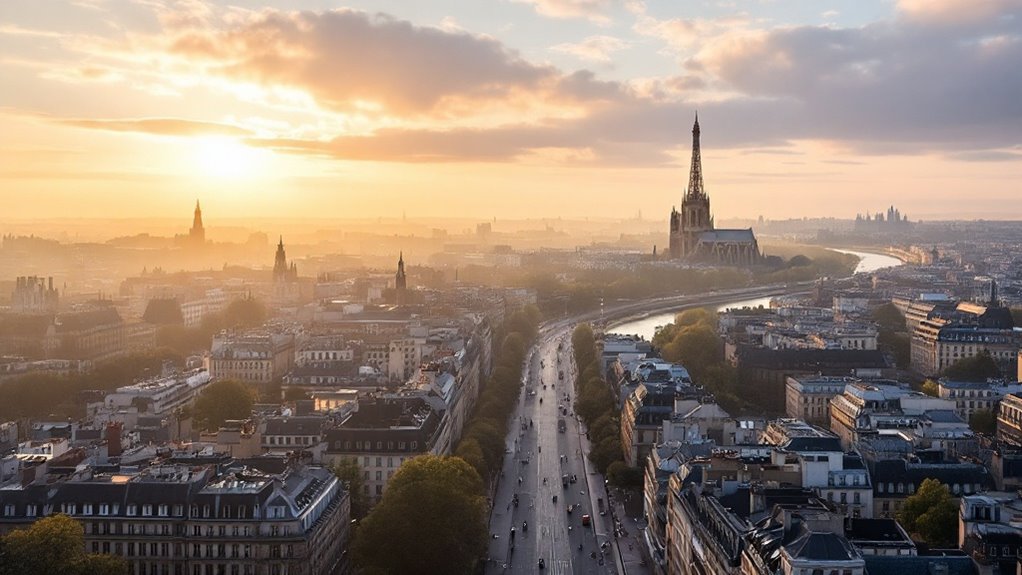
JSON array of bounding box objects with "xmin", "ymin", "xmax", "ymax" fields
[{"xmin": 2, "ymin": 0, "xmax": 1020, "ymax": 221}]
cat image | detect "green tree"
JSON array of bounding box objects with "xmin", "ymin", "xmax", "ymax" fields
[
  {"xmin": 0, "ymin": 514, "xmax": 127, "ymax": 575},
  {"xmin": 898, "ymin": 478, "xmax": 957, "ymax": 547},
  {"xmin": 872, "ymin": 302, "xmax": 907, "ymax": 332},
  {"xmin": 944, "ymin": 351, "xmax": 1001, "ymax": 382},
  {"xmin": 969, "ymin": 409, "xmax": 997, "ymax": 435},
  {"xmin": 193, "ymin": 379, "xmax": 254, "ymax": 431},
  {"xmin": 607, "ymin": 461, "xmax": 644, "ymax": 487},
  {"xmin": 331, "ymin": 457, "xmax": 368, "ymax": 520},
  {"xmin": 661, "ymin": 324, "xmax": 723, "ymax": 381},
  {"xmin": 353, "ymin": 456, "xmax": 487, "ymax": 575},
  {"xmin": 920, "ymin": 379, "xmax": 940, "ymax": 397},
  {"xmin": 222, "ymin": 297, "xmax": 267, "ymax": 328}
]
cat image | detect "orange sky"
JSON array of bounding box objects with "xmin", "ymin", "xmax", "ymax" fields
[{"xmin": 1, "ymin": 0, "xmax": 1020, "ymax": 221}]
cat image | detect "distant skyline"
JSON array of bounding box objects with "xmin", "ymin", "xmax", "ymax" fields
[{"xmin": 1, "ymin": 0, "xmax": 1020, "ymax": 220}]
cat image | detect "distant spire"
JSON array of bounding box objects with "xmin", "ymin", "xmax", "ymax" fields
[
  {"xmin": 990, "ymin": 278, "xmax": 999, "ymax": 307},
  {"xmin": 278, "ymin": 235, "xmax": 283, "ymax": 248}
]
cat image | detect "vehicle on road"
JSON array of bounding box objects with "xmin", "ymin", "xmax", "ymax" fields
[
  {"xmin": 562, "ymin": 474, "xmax": 569, "ymax": 488},
  {"xmin": 582, "ymin": 514, "xmax": 591, "ymax": 527},
  {"xmin": 557, "ymin": 418, "xmax": 566, "ymax": 433},
  {"xmin": 558, "ymin": 371, "xmax": 564, "ymax": 380},
  {"xmin": 538, "ymin": 558, "xmax": 545, "ymax": 569}
]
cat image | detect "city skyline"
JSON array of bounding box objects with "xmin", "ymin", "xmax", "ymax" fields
[{"xmin": 2, "ymin": 0, "xmax": 1021, "ymax": 221}]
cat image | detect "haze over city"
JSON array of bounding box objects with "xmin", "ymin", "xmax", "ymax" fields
[{"xmin": 2, "ymin": 0, "xmax": 1021, "ymax": 222}]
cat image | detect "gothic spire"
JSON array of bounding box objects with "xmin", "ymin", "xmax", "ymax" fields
[{"xmin": 686, "ymin": 112, "xmax": 705, "ymax": 199}]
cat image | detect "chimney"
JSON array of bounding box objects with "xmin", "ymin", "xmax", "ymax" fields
[{"xmin": 106, "ymin": 422, "xmax": 123, "ymax": 458}]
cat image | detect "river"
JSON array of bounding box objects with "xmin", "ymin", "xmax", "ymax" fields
[{"xmin": 607, "ymin": 249, "xmax": 903, "ymax": 340}]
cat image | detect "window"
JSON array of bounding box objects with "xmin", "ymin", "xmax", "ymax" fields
[
  {"xmin": 84, "ymin": 504, "xmax": 93, "ymax": 515},
  {"xmin": 158, "ymin": 504, "xmax": 168, "ymax": 517},
  {"xmin": 142, "ymin": 504, "xmax": 153, "ymax": 516}
]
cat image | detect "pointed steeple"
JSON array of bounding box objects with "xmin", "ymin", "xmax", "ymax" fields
[
  {"xmin": 686, "ymin": 112, "xmax": 705, "ymax": 200},
  {"xmin": 395, "ymin": 251, "xmax": 407, "ymax": 300},
  {"xmin": 189, "ymin": 199, "xmax": 205, "ymax": 245},
  {"xmin": 273, "ymin": 236, "xmax": 288, "ymax": 281}
]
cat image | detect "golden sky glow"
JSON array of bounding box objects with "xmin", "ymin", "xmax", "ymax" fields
[{"xmin": 1, "ymin": 0, "xmax": 1021, "ymax": 221}]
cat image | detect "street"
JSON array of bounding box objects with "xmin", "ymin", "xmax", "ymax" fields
[{"xmin": 485, "ymin": 329, "xmax": 629, "ymax": 574}]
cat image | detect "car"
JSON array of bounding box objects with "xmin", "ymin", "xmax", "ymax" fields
[
  {"xmin": 581, "ymin": 514, "xmax": 591, "ymax": 526},
  {"xmin": 538, "ymin": 558, "xmax": 545, "ymax": 569}
]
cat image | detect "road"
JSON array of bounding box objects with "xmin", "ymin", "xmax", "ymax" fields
[
  {"xmin": 486, "ymin": 330, "xmax": 617, "ymax": 574},
  {"xmin": 485, "ymin": 282, "xmax": 814, "ymax": 574}
]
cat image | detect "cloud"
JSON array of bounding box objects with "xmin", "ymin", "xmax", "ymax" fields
[
  {"xmin": 897, "ymin": 0, "xmax": 1022, "ymax": 25},
  {"xmin": 685, "ymin": 14, "xmax": 1022, "ymax": 153},
  {"xmin": 511, "ymin": 0, "xmax": 613, "ymax": 24},
  {"xmin": 165, "ymin": 9, "xmax": 602, "ymax": 117},
  {"xmin": 55, "ymin": 117, "xmax": 252, "ymax": 137},
  {"xmin": 551, "ymin": 35, "xmax": 629, "ymax": 63}
]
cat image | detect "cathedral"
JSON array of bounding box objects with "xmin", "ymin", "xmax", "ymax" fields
[{"xmin": 668, "ymin": 115, "xmax": 761, "ymax": 265}]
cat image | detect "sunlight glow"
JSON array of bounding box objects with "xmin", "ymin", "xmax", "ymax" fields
[{"xmin": 193, "ymin": 137, "xmax": 263, "ymax": 180}]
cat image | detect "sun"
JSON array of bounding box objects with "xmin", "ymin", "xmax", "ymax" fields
[{"xmin": 193, "ymin": 136, "xmax": 262, "ymax": 180}]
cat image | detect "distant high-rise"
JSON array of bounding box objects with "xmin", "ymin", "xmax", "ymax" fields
[{"xmin": 189, "ymin": 200, "xmax": 205, "ymax": 246}]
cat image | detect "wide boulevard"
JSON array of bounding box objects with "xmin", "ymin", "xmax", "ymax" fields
[{"xmin": 484, "ymin": 282, "xmax": 815, "ymax": 574}]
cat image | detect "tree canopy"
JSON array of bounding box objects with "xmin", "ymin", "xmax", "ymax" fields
[
  {"xmin": 353, "ymin": 456, "xmax": 487, "ymax": 575},
  {"xmin": 898, "ymin": 478, "xmax": 957, "ymax": 547},
  {"xmin": 0, "ymin": 514, "xmax": 127, "ymax": 575},
  {"xmin": 193, "ymin": 379, "xmax": 254, "ymax": 431},
  {"xmin": 943, "ymin": 351, "xmax": 1001, "ymax": 382},
  {"xmin": 331, "ymin": 457, "xmax": 368, "ymax": 520}
]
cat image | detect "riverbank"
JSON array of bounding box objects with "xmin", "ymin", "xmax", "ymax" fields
[{"xmin": 608, "ymin": 248, "xmax": 903, "ymax": 340}]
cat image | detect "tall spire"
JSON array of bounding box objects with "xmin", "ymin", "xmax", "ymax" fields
[
  {"xmin": 686, "ymin": 112, "xmax": 705, "ymax": 199},
  {"xmin": 189, "ymin": 199, "xmax": 205, "ymax": 245}
]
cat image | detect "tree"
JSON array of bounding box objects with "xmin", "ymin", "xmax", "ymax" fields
[
  {"xmin": 607, "ymin": 461, "xmax": 644, "ymax": 487},
  {"xmin": 661, "ymin": 324, "xmax": 723, "ymax": 381},
  {"xmin": 193, "ymin": 379, "xmax": 254, "ymax": 431},
  {"xmin": 353, "ymin": 456, "xmax": 487, "ymax": 575},
  {"xmin": 787, "ymin": 254, "xmax": 812, "ymax": 267},
  {"xmin": 898, "ymin": 478, "xmax": 957, "ymax": 547},
  {"xmin": 920, "ymin": 379, "xmax": 940, "ymax": 397},
  {"xmin": 944, "ymin": 351, "xmax": 1001, "ymax": 382},
  {"xmin": 969, "ymin": 409, "xmax": 997, "ymax": 435},
  {"xmin": 872, "ymin": 302, "xmax": 907, "ymax": 332},
  {"xmin": 331, "ymin": 457, "xmax": 368, "ymax": 520},
  {"xmin": 0, "ymin": 514, "xmax": 127, "ymax": 575},
  {"xmin": 222, "ymin": 297, "xmax": 267, "ymax": 328}
]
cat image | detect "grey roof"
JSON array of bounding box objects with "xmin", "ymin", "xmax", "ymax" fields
[
  {"xmin": 786, "ymin": 530, "xmax": 858, "ymax": 561},
  {"xmin": 697, "ymin": 229, "xmax": 758, "ymax": 244},
  {"xmin": 862, "ymin": 554, "xmax": 976, "ymax": 575},
  {"xmin": 782, "ymin": 436, "xmax": 844, "ymax": 453},
  {"xmin": 922, "ymin": 410, "xmax": 965, "ymax": 424},
  {"xmin": 263, "ymin": 416, "xmax": 325, "ymax": 436}
]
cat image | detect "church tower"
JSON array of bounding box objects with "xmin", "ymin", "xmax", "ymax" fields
[
  {"xmin": 189, "ymin": 200, "xmax": 205, "ymax": 246},
  {"xmin": 273, "ymin": 236, "xmax": 288, "ymax": 282},
  {"xmin": 395, "ymin": 252, "xmax": 407, "ymax": 305},
  {"xmin": 669, "ymin": 114, "xmax": 714, "ymax": 258}
]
